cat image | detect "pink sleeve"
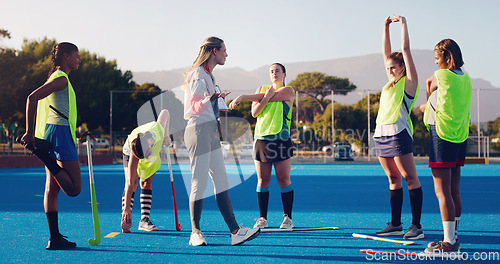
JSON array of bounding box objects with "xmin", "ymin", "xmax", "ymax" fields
[{"xmin": 190, "ymin": 94, "xmax": 209, "ymax": 114}]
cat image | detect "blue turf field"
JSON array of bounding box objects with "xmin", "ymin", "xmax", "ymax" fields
[{"xmin": 1, "ymin": 163, "xmax": 499, "ymax": 263}]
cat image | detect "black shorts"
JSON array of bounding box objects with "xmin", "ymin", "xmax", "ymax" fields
[
  {"xmin": 373, "ymin": 129, "xmax": 413, "ymax": 158},
  {"xmin": 253, "ymin": 138, "xmax": 293, "ymax": 163},
  {"xmin": 428, "ymin": 125, "xmax": 467, "ymax": 168}
]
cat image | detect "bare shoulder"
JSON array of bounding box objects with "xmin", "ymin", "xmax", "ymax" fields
[{"xmin": 44, "ymin": 76, "xmax": 69, "ymax": 92}]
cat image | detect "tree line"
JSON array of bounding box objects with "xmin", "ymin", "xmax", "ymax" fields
[
  {"xmin": 0, "ymin": 33, "xmax": 169, "ymax": 139},
  {"xmin": 2, "ymin": 30, "xmax": 498, "ymax": 154}
]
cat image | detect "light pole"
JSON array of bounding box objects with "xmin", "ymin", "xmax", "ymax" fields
[
  {"xmin": 331, "ymin": 90, "xmax": 335, "ymax": 144},
  {"xmin": 367, "ymin": 90, "xmax": 371, "ymax": 161}
]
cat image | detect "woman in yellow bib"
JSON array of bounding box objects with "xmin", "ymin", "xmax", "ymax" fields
[
  {"xmin": 423, "ymin": 39, "xmax": 471, "ymax": 255},
  {"xmin": 229, "ymin": 63, "xmax": 295, "ymax": 229},
  {"xmin": 19, "ymin": 42, "xmax": 81, "ymax": 250},
  {"xmin": 120, "ymin": 110, "xmax": 171, "ymax": 233},
  {"xmin": 373, "ymin": 16, "xmax": 423, "ymax": 240}
]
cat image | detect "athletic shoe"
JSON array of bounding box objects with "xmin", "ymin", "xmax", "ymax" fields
[
  {"xmin": 375, "ymin": 222, "xmax": 404, "ymax": 236},
  {"xmin": 138, "ymin": 217, "xmax": 158, "ymax": 231},
  {"xmin": 231, "ymin": 225, "xmax": 260, "ymax": 246},
  {"xmin": 428, "ymin": 237, "xmax": 460, "ymax": 249},
  {"xmin": 403, "ymin": 224, "xmax": 424, "ymax": 240},
  {"xmin": 189, "ymin": 230, "xmax": 207, "ymax": 246},
  {"xmin": 121, "ymin": 218, "xmax": 132, "ymax": 233},
  {"xmin": 279, "ymin": 214, "xmax": 293, "ymax": 229},
  {"xmin": 46, "ymin": 235, "xmax": 76, "ymax": 250},
  {"xmin": 425, "ymin": 240, "xmax": 460, "ymax": 255},
  {"xmin": 253, "ymin": 217, "xmax": 268, "ymax": 229}
]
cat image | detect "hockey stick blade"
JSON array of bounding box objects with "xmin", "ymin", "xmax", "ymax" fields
[
  {"xmin": 86, "ymin": 135, "xmax": 101, "ymax": 246},
  {"xmin": 260, "ymin": 227, "xmax": 339, "ymax": 232},
  {"xmin": 352, "ymin": 233, "xmax": 414, "ymax": 245}
]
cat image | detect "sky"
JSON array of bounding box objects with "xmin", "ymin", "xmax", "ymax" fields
[{"xmin": 1, "ymin": 0, "xmax": 500, "ymax": 87}]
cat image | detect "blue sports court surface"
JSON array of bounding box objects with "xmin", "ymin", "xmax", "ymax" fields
[{"xmin": 1, "ymin": 163, "xmax": 499, "ymax": 263}]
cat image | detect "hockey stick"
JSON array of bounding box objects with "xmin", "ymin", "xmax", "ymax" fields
[
  {"xmin": 86, "ymin": 135, "xmax": 101, "ymax": 245},
  {"xmin": 352, "ymin": 233, "xmax": 414, "ymax": 245},
  {"xmin": 260, "ymin": 227, "xmax": 339, "ymax": 232},
  {"xmin": 167, "ymin": 146, "xmax": 181, "ymax": 231}
]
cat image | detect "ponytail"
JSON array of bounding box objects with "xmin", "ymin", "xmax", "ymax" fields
[{"xmin": 48, "ymin": 42, "xmax": 78, "ymax": 78}]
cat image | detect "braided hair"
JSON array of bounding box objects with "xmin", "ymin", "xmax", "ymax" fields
[{"xmin": 48, "ymin": 42, "xmax": 78, "ymax": 78}]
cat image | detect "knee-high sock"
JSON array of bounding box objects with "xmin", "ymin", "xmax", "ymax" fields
[
  {"xmin": 46, "ymin": 211, "xmax": 59, "ymax": 239},
  {"xmin": 215, "ymin": 190, "xmax": 239, "ymax": 232},
  {"xmin": 409, "ymin": 187, "xmax": 423, "ymax": 228},
  {"xmin": 280, "ymin": 184, "xmax": 294, "ymax": 219},
  {"xmin": 140, "ymin": 189, "xmax": 152, "ymax": 220},
  {"xmin": 390, "ymin": 188, "xmax": 403, "ymax": 226},
  {"xmin": 121, "ymin": 191, "xmax": 135, "ymax": 213},
  {"xmin": 256, "ymin": 186, "xmax": 269, "ymax": 219}
]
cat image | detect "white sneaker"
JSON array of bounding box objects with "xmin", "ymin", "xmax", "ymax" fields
[
  {"xmin": 280, "ymin": 214, "xmax": 293, "ymax": 229},
  {"xmin": 253, "ymin": 217, "xmax": 268, "ymax": 229},
  {"xmin": 189, "ymin": 230, "xmax": 207, "ymax": 246},
  {"xmin": 231, "ymin": 225, "xmax": 260, "ymax": 246},
  {"xmin": 138, "ymin": 217, "xmax": 158, "ymax": 231}
]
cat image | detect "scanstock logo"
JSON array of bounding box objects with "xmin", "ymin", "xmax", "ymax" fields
[{"xmin": 136, "ymin": 89, "xmax": 256, "ymax": 199}]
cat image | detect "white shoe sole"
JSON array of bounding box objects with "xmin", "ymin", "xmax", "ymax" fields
[
  {"xmin": 376, "ymin": 230, "xmax": 404, "ymax": 236},
  {"xmin": 231, "ymin": 229, "xmax": 261, "ymax": 246},
  {"xmin": 404, "ymin": 233, "xmax": 425, "ymax": 240},
  {"xmin": 254, "ymin": 223, "xmax": 268, "ymax": 229},
  {"xmin": 138, "ymin": 226, "xmax": 158, "ymax": 231},
  {"xmin": 189, "ymin": 241, "xmax": 207, "ymax": 246}
]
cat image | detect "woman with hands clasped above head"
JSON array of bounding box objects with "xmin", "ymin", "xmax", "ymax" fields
[{"xmin": 373, "ymin": 15, "xmax": 424, "ymax": 240}]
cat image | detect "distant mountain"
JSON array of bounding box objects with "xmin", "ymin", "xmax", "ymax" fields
[{"xmin": 133, "ymin": 50, "xmax": 500, "ymax": 122}]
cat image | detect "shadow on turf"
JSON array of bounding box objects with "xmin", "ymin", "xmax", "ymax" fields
[{"xmin": 70, "ymin": 245, "xmax": 369, "ymax": 262}]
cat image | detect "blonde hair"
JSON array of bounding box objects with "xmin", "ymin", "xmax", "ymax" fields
[{"xmin": 184, "ymin": 37, "xmax": 224, "ymax": 80}]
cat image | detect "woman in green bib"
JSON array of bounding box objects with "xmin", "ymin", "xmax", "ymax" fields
[
  {"xmin": 423, "ymin": 39, "xmax": 471, "ymax": 255},
  {"xmin": 373, "ymin": 16, "xmax": 424, "ymax": 240},
  {"xmin": 19, "ymin": 42, "xmax": 81, "ymax": 250},
  {"xmin": 120, "ymin": 110, "xmax": 171, "ymax": 233},
  {"xmin": 229, "ymin": 63, "xmax": 295, "ymax": 229}
]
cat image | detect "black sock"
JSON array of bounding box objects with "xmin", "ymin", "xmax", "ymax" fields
[
  {"xmin": 390, "ymin": 188, "xmax": 403, "ymax": 226},
  {"xmin": 46, "ymin": 211, "xmax": 59, "ymax": 239},
  {"xmin": 281, "ymin": 190, "xmax": 294, "ymax": 219},
  {"xmin": 409, "ymin": 187, "xmax": 423, "ymax": 228},
  {"xmin": 257, "ymin": 191, "xmax": 269, "ymax": 219}
]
